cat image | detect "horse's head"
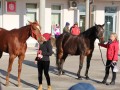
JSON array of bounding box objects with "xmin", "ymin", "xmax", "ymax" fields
[
  {"xmin": 29, "ymin": 21, "xmax": 43, "ymax": 42},
  {"xmin": 95, "ymin": 24, "xmax": 105, "ymax": 43}
]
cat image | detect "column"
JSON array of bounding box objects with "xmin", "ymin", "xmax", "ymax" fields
[
  {"xmin": 85, "ymin": 0, "xmax": 90, "ymax": 30},
  {"xmin": 40, "ymin": 0, "xmax": 46, "ymax": 33},
  {"xmin": 74, "ymin": 9, "xmax": 80, "ymax": 26}
]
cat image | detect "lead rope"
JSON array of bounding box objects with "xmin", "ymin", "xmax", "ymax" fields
[{"xmin": 99, "ymin": 45, "xmax": 112, "ymax": 67}]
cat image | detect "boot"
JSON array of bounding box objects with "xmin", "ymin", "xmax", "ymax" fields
[
  {"xmin": 110, "ymin": 72, "xmax": 116, "ymax": 85},
  {"xmin": 102, "ymin": 74, "xmax": 109, "ymax": 84},
  {"xmin": 48, "ymin": 85, "xmax": 52, "ymax": 90},
  {"xmin": 38, "ymin": 85, "xmax": 42, "ymax": 90},
  {"xmin": 110, "ymin": 81, "xmax": 115, "ymax": 85}
]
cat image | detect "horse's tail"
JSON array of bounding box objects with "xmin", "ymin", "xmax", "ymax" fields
[{"xmin": 56, "ymin": 34, "xmax": 64, "ymax": 67}]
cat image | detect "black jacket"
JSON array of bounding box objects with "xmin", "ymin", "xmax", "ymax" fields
[{"xmin": 36, "ymin": 40, "xmax": 53, "ymax": 61}]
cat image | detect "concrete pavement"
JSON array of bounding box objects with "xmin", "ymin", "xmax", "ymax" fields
[{"xmin": 0, "ymin": 47, "xmax": 120, "ymax": 90}]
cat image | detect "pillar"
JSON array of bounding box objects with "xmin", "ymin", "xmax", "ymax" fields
[
  {"xmin": 40, "ymin": 0, "xmax": 46, "ymax": 33},
  {"xmin": 85, "ymin": 0, "xmax": 90, "ymax": 30}
]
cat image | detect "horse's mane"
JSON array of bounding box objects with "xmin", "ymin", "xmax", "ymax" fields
[{"xmin": 80, "ymin": 26, "xmax": 96, "ymax": 37}]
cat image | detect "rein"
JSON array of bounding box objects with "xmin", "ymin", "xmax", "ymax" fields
[{"xmin": 99, "ymin": 45, "xmax": 113, "ymax": 67}]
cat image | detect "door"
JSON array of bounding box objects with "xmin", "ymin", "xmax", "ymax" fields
[
  {"xmin": 79, "ymin": 15, "xmax": 85, "ymax": 32},
  {"xmin": 105, "ymin": 14, "xmax": 116, "ymax": 41}
]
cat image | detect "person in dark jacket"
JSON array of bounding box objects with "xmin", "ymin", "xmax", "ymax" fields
[
  {"xmin": 35, "ymin": 33, "xmax": 53, "ymax": 90},
  {"xmin": 63, "ymin": 22, "xmax": 70, "ymax": 33},
  {"xmin": 99, "ymin": 33, "xmax": 119, "ymax": 85}
]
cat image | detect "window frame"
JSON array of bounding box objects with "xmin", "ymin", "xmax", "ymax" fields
[{"xmin": 25, "ymin": 3, "xmax": 38, "ymax": 25}]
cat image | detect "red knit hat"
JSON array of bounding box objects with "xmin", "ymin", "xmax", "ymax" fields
[{"xmin": 43, "ymin": 33, "xmax": 51, "ymax": 41}]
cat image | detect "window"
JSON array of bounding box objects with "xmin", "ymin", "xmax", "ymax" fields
[
  {"xmin": 104, "ymin": 7, "xmax": 117, "ymax": 41},
  {"xmin": 51, "ymin": 5, "xmax": 61, "ymax": 35},
  {"xmin": 26, "ymin": 3, "xmax": 37, "ymax": 11},
  {"xmin": 79, "ymin": 5, "xmax": 95, "ymax": 32},
  {"xmin": 52, "ymin": 5, "xmax": 61, "ymax": 10},
  {"xmin": 105, "ymin": 7, "xmax": 117, "ymax": 13},
  {"xmin": 26, "ymin": 3, "xmax": 37, "ymax": 24},
  {"xmin": 79, "ymin": 5, "xmax": 86, "ymax": 12}
]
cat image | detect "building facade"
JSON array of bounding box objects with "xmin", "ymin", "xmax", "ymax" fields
[{"xmin": 0, "ymin": 0, "xmax": 120, "ymax": 47}]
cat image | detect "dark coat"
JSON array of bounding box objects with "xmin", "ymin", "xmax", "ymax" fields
[{"xmin": 36, "ymin": 40, "xmax": 53, "ymax": 61}]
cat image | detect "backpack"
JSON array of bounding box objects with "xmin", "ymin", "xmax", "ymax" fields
[{"xmin": 71, "ymin": 27, "xmax": 80, "ymax": 35}]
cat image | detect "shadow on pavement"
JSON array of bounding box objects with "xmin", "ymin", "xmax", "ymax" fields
[
  {"xmin": 0, "ymin": 69, "xmax": 37, "ymax": 89},
  {"xmin": 23, "ymin": 60, "xmax": 101, "ymax": 84},
  {"xmin": 23, "ymin": 60, "xmax": 37, "ymax": 68}
]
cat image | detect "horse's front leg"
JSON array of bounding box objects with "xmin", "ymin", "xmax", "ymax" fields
[
  {"xmin": 77, "ymin": 54, "xmax": 85, "ymax": 80},
  {"xmin": 6, "ymin": 55, "xmax": 16, "ymax": 86},
  {"xmin": 60, "ymin": 54, "xmax": 68, "ymax": 75},
  {"xmin": 85, "ymin": 53, "xmax": 93, "ymax": 79},
  {"xmin": 18, "ymin": 54, "xmax": 25, "ymax": 87}
]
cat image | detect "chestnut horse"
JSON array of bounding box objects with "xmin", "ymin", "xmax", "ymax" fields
[
  {"xmin": 0, "ymin": 21, "xmax": 42, "ymax": 86},
  {"xmin": 56, "ymin": 24, "xmax": 105, "ymax": 79}
]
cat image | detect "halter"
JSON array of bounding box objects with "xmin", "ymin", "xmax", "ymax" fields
[{"xmin": 30, "ymin": 23, "xmax": 42, "ymax": 40}]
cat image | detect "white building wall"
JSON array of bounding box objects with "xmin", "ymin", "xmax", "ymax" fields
[
  {"xmin": 94, "ymin": 1, "xmax": 120, "ymax": 40},
  {"xmin": 46, "ymin": 0, "xmax": 75, "ymax": 33},
  {"xmin": 1, "ymin": 0, "xmax": 120, "ymax": 47},
  {"xmin": 95, "ymin": 4, "xmax": 105, "ymax": 25},
  {"xmin": 1, "ymin": 0, "xmax": 39, "ymax": 47}
]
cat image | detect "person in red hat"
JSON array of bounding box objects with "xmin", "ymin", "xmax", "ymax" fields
[{"xmin": 35, "ymin": 33, "xmax": 53, "ymax": 90}]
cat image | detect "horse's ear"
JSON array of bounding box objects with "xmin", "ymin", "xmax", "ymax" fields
[
  {"xmin": 95, "ymin": 23, "xmax": 97, "ymax": 26},
  {"xmin": 102, "ymin": 23, "xmax": 105, "ymax": 27},
  {"xmin": 28, "ymin": 21, "xmax": 32, "ymax": 24}
]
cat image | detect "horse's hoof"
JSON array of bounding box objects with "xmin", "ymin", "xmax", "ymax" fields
[
  {"xmin": 18, "ymin": 83, "xmax": 22, "ymax": 87},
  {"xmin": 58, "ymin": 72, "xmax": 61, "ymax": 76},
  {"xmin": 62, "ymin": 71, "xmax": 65, "ymax": 75},
  {"xmin": 5, "ymin": 82, "xmax": 9, "ymax": 87},
  {"xmin": 86, "ymin": 76, "xmax": 90, "ymax": 80}
]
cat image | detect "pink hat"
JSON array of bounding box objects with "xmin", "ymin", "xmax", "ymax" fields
[{"xmin": 43, "ymin": 33, "xmax": 51, "ymax": 41}]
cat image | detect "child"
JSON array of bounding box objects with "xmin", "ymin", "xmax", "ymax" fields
[
  {"xmin": 70, "ymin": 22, "xmax": 80, "ymax": 36},
  {"xmin": 54, "ymin": 24, "xmax": 60, "ymax": 39},
  {"xmin": 35, "ymin": 33, "xmax": 53, "ymax": 90},
  {"xmin": 99, "ymin": 33, "xmax": 119, "ymax": 85}
]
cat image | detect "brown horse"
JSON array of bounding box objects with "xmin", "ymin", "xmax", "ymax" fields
[
  {"xmin": 56, "ymin": 24, "xmax": 105, "ymax": 79},
  {"xmin": 0, "ymin": 21, "xmax": 43, "ymax": 86}
]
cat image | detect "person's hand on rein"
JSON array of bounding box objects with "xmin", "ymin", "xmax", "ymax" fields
[{"xmin": 112, "ymin": 60, "xmax": 117, "ymax": 66}]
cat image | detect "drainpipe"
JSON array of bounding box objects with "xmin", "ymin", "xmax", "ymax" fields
[{"xmin": 85, "ymin": 0, "xmax": 90, "ymax": 30}]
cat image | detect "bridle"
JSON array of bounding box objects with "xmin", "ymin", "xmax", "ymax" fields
[{"xmin": 30, "ymin": 23, "xmax": 42, "ymax": 40}]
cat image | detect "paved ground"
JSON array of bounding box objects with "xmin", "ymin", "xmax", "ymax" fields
[{"xmin": 0, "ymin": 47, "xmax": 120, "ymax": 90}]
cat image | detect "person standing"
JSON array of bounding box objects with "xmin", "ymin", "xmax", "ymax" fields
[
  {"xmin": 63, "ymin": 22, "xmax": 70, "ymax": 33},
  {"xmin": 54, "ymin": 24, "xmax": 60, "ymax": 39},
  {"xmin": 70, "ymin": 22, "xmax": 80, "ymax": 35},
  {"xmin": 99, "ymin": 33, "xmax": 119, "ymax": 85},
  {"xmin": 35, "ymin": 33, "xmax": 53, "ymax": 90}
]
